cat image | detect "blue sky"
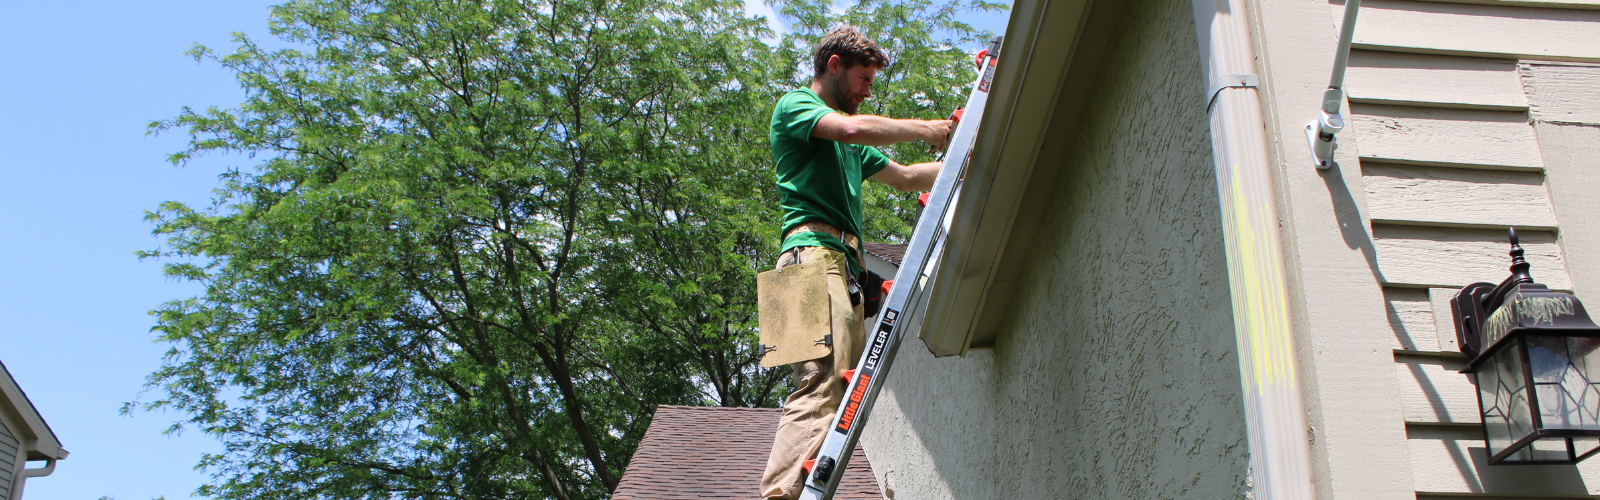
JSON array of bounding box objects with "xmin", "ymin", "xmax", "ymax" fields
[
  {"xmin": 1, "ymin": 2, "xmax": 281, "ymax": 499},
  {"xmin": 0, "ymin": 2, "xmax": 1009, "ymax": 499}
]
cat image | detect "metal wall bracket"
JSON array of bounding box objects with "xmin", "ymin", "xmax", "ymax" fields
[
  {"xmin": 1305, "ymin": 87, "xmax": 1347, "ymax": 170},
  {"xmin": 1205, "ymin": 74, "xmax": 1259, "ymax": 111},
  {"xmin": 1308, "ymin": 0, "xmax": 1361, "ymax": 170}
]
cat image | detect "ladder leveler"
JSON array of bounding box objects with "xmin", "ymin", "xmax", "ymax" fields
[{"xmin": 798, "ymin": 36, "xmax": 1003, "ymax": 500}]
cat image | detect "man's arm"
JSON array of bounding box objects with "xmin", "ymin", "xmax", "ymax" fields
[
  {"xmin": 870, "ymin": 160, "xmax": 941, "ymax": 192},
  {"xmin": 813, "ymin": 113, "xmax": 953, "ymax": 149}
]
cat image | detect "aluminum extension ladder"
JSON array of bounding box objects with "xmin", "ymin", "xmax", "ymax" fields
[{"xmin": 797, "ymin": 36, "xmax": 1003, "ymax": 500}]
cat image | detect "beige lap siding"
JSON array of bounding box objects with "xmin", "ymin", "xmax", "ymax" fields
[
  {"xmin": 1372, "ymin": 225, "xmax": 1571, "ymax": 289},
  {"xmin": 1384, "ymin": 288, "xmax": 1441, "ymax": 352},
  {"xmin": 1349, "ymin": 105, "xmax": 1543, "ymax": 170},
  {"xmin": 1407, "ymin": 425, "xmax": 1600, "ymax": 496},
  {"xmin": 1344, "ymin": 0, "xmax": 1600, "ymax": 61},
  {"xmin": 1392, "ymin": 355, "xmax": 1478, "ymax": 423},
  {"xmin": 1362, "ymin": 163, "xmax": 1557, "ymax": 230},
  {"xmin": 1346, "ymin": 51, "xmax": 1526, "ymax": 110},
  {"xmin": 0, "ymin": 419, "xmax": 15, "ymax": 500},
  {"xmin": 1341, "ymin": 0, "xmax": 1600, "ymax": 496},
  {"xmin": 1522, "ymin": 62, "xmax": 1600, "ymax": 123}
]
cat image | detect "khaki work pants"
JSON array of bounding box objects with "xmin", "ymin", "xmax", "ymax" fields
[{"xmin": 760, "ymin": 246, "xmax": 866, "ymax": 500}]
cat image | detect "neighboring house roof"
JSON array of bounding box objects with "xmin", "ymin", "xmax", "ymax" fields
[
  {"xmin": 612, "ymin": 405, "xmax": 881, "ymax": 500},
  {"xmin": 864, "ymin": 243, "xmax": 906, "ymax": 267},
  {"xmin": 0, "ymin": 359, "xmax": 67, "ymax": 461}
]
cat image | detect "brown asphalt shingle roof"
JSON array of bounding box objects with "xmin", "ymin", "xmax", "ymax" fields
[
  {"xmin": 863, "ymin": 243, "xmax": 905, "ymax": 267},
  {"xmin": 613, "ymin": 405, "xmax": 882, "ymax": 499}
]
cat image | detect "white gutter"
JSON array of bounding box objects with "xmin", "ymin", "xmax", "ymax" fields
[
  {"xmin": 1191, "ymin": 1, "xmax": 1317, "ymax": 498},
  {"xmin": 916, "ymin": 0, "xmax": 1096, "ymax": 357}
]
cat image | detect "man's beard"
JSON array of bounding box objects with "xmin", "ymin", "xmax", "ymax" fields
[{"xmin": 827, "ymin": 73, "xmax": 859, "ymax": 115}]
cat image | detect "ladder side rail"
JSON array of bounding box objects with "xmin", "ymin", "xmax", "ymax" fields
[
  {"xmin": 898, "ymin": 184, "xmax": 961, "ymax": 341},
  {"xmin": 797, "ymin": 50, "xmax": 999, "ymax": 500}
]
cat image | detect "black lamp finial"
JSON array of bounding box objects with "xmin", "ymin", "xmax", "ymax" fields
[
  {"xmin": 1508, "ymin": 227, "xmax": 1532, "ymax": 285},
  {"xmin": 1483, "ymin": 227, "xmax": 1535, "ymax": 313}
]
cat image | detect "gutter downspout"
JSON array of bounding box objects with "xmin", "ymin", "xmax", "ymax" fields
[
  {"xmin": 14, "ymin": 457, "xmax": 58, "ymax": 500},
  {"xmin": 1191, "ymin": 1, "xmax": 1316, "ymax": 499}
]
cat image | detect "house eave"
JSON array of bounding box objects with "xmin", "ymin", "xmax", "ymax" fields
[
  {"xmin": 1, "ymin": 360, "xmax": 68, "ymax": 461},
  {"xmin": 916, "ymin": 0, "xmax": 1122, "ymax": 357}
]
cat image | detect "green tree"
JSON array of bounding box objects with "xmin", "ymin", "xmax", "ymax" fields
[{"xmin": 137, "ymin": 0, "xmax": 999, "ymax": 499}]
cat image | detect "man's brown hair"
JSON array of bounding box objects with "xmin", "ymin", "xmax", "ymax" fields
[{"xmin": 812, "ymin": 25, "xmax": 889, "ymax": 78}]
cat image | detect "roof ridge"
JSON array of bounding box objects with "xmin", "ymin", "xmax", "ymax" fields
[{"xmin": 655, "ymin": 404, "xmax": 780, "ymax": 411}]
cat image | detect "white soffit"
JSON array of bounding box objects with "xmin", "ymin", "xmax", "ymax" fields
[{"xmin": 916, "ymin": 0, "xmax": 1115, "ymax": 356}]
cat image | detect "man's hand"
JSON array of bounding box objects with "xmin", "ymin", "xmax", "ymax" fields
[
  {"xmin": 920, "ymin": 119, "xmax": 953, "ymax": 151},
  {"xmin": 814, "ymin": 114, "xmax": 953, "ymax": 149}
]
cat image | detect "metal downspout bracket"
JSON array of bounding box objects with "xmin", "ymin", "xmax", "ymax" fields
[
  {"xmin": 1193, "ymin": 0, "xmax": 1318, "ymax": 498},
  {"xmin": 1207, "ymin": 74, "xmax": 1259, "ymax": 112}
]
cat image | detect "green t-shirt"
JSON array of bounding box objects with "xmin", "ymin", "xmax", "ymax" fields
[{"xmin": 770, "ymin": 88, "xmax": 890, "ymax": 276}]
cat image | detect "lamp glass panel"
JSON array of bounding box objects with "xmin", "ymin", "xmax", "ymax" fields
[
  {"xmin": 1480, "ymin": 344, "xmax": 1534, "ymax": 456},
  {"xmin": 1530, "ymin": 336, "xmax": 1600, "ymax": 430},
  {"xmin": 1575, "ymin": 437, "xmax": 1600, "ymax": 459},
  {"xmin": 1528, "ymin": 437, "xmax": 1574, "ymax": 462}
]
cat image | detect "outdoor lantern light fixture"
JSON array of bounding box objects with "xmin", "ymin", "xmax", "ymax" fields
[{"xmin": 1452, "ymin": 228, "xmax": 1600, "ymax": 465}]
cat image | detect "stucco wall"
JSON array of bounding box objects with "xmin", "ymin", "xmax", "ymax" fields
[{"xmin": 859, "ymin": 0, "xmax": 1250, "ymax": 498}]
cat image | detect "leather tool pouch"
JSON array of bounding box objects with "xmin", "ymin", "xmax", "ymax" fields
[
  {"xmin": 757, "ymin": 262, "xmax": 834, "ymax": 367},
  {"xmin": 862, "ymin": 270, "xmax": 886, "ymax": 318}
]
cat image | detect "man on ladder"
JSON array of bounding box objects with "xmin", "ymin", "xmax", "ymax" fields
[{"xmin": 759, "ymin": 25, "xmax": 953, "ymax": 500}]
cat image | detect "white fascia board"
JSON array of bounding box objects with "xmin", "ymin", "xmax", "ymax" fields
[
  {"xmin": 916, "ymin": 0, "xmax": 1097, "ymax": 357},
  {"xmin": 0, "ymin": 360, "xmax": 68, "ymax": 460}
]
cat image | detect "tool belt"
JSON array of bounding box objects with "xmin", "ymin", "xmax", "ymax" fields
[
  {"xmin": 785, "ymin": 222, "xmax": 887, "ymax": 317},
  {"xmin": 784, "ymin": 221, "xmax": 866, "ymax": 292},
  {"xmin": 784, "ymin": 221, "xmax": 861, "ymax": 254}
]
